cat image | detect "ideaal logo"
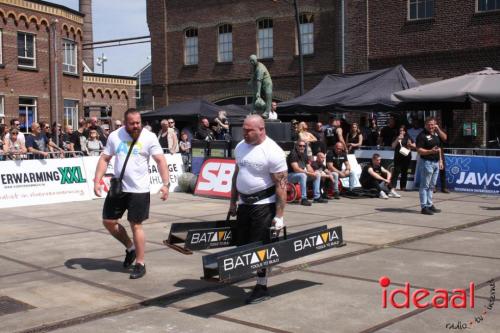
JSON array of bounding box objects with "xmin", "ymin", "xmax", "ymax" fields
[
  {"xmin": 223, "ymin": 247, "xmax": 279, "ymax": 271},
  {"xmin": 294, "ymin": 229, "xmax": 341, "ymax": 252},
  {"xmin": 190, "ymin": 230, "xmax": 232, "ymax": 245}
]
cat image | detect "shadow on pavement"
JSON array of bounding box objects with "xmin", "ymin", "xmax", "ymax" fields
[
  {"xmin": 64, "ymin": 258, "xmax": 129, "ymax": 273},
  {"xmin": 375, "ymin": 208, "xmax": 418, "ymax": 214},
  {"xmin": 480, "ymin": 206, "xmax": 500, "ymax": 210}
]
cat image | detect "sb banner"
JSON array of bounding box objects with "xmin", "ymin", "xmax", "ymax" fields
[
  {"xmin": 194, "ymin": 158, "xmax": 236, "ymax": 199},
  {"xmin": 0, "ymin": 158, "xmax": 92, "ymax": 208},
  {"xmin": 445, "ymin": 154, "xmax": 500, "ymax": 195}
]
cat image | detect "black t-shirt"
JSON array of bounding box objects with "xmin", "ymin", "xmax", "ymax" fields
[
  {"xmin": 360, "ymin": 162, "xmax": 383, "ymax": 185},
  {"xmin": 347, "ymin": 133, "xmax": 361, "ymax": 151},
  {"xmin": 380, "ymin": 126, "xmax": 398, "ymax": 146},
  {"xmin": 310, "ymin": 160, "xmax": 326, "ymax": 172},
  {"xmin": 416, "ymin": 130, "xmax": 440, "ymax": 161},
  {"xmin": 393, "ymin": 134, "xmax": 412, "ymax": 161},
  {"xmin": 324, "ymin": 125, "xmax": 339, "ymax": 147},
  {"xmin": 61, "ymin": 133, "xmax": 72, "ymax": 151},
  {"xmin": 287, "ymin": 150, "xmax": 307, "ymax": 173},
  {"xmin": 70, "ymin": 131, "xmax": 83, "ymax": 152},
  {"xmin": 326, "ymin": 150, "xmax": 348, "ymax": 170}
]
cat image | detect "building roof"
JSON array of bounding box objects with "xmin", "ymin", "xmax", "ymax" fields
[
  {"xmin": 134, "ymin": 62, "xmax": 152, "ymax": 85},
  {"xmin": 25, "ymin": 0, "xmax": 84, "ymax": 17}
]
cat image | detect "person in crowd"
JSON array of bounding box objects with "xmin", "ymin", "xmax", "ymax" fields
[
  {"xmin": 359, "ymin": 116, "xmax": 371, "ymax": 145},
  {"xmin": 50, "ymin": 122, "xmax": 63, "ymax": 150},
  {"xmin": 158, "ymin": 119, "xmax": 170, "ymax": 150},
  {"xmin": 101, "ymin": 124, "xmax": 110, "ymax": 141},
  {"xmin": 366, "ymin": 118, "xmax": 380, "ymax": 146},
  {"xmin": 311, "ymin": 122, "xmax": 326, "ymax": 154},
  {"xmin": 113, "ymin": 119, "xmax": 122, "ymax": 132},
  {"xmin": 40, "ymin": 121, "xmax": 63, "ymax": 157},
  {"xmin": 435, "ymin": 121, "xmax": 449, "ymax": 194},
  {"xmin": 407, "ymin": 117, "xmax": 423, "ymax": 142},
  {"xmin": 179, "ymin": 131, "xmax": 191, "ymax": 171},
  {"xmin": 26, "ymin": 122, "xmax": 50, "ymax": 159},
  {"xmin": 391, "ymin": 125, "xmax": 415, "ymax": 192},
  {"xmin": 85, "ymin": 117, "xmax": 106, "ymax": 146},
  {"xmin": 340, "ymin": 118, "xmax": 350, "ymax": 141},
  {"xmin": 326, "ymin": 142, "xmax": 356, "ymax": 197},
  {"xmin": 0, "ymin": 125, "xmax": 6, "ymax": 160},
  {"xmin": 166, "ymin": 126, "xmax": 179, "ymax": 154},
  {"xmin": 311, "ymin": 151, "xmax": 336, "ymax": 200},
  {"xmin": 297, "ymin": 121, "xmax": 318, "ymax": 160},
  {"xmin": 71, "ymin": 119, "xmax": 87, "ymax": 155},
  {"xmin": 391, "ymin": 125, "xmax": 416, "ymax": 191},
  {"xmin": 323, "ymin": 116, "xmax": 346, "ymax": 150},
  {"xmin": 167, "ymin": 118, "xmax": 180, "ymax": 139},
  {"xmin": 268, "ymin": 101, "xmax": 279, "ymax": 120},
  {"xmin": 86, "ymin": 129, "xmax": 104, "ymax": 156},
  {"xmin": 287, "ymin": 139, "xmax": 327, "ymax": 206},
  {"xmin": 290, "ymin": 119, "xmax": 299, "ymax": 141},
  {"xmin": 61, "ymin": 125, "xmax": 76, "ymax": 157},
  {"xmin": 347, "ymin": 122, "xmax": 363, "ymax": 153},
  {"xmin": 94, "ymin": 109, "xmax": 171, "ymax": 280},
  {"xmin": 416, "ymin": 117, "xmax": 444, "ymax": 215},
  {"xmin": 214, "ymin": 111, "xmax": 230, "ymax": 140},
  {"xmin": 229, "ymin": 115, "xmax": 287, "ymax": 304},
  {"xmin": 311, "ymin": 122, "xmax": 324, "ymax": 141},
  {"xmin": 378, "ymin": 116, "xmax": 398, "ymax": 147},
  {"xmin": 195, "ymin": 117, "xmax": 215, "ymax": 141},
  {"xmin": 4, "ymin": 118, "xmax": 26, "ymax": 146},
  {"xmin": 144, "ymin": 125, "xmax": 153, "ymax": 132},
  {"xmin": 3, "ymin": 127, "xmax": 27, "ymax": 160},
  {"xmin": 360, "ymin": 153, "xmax": 398, "ymax": 199}
]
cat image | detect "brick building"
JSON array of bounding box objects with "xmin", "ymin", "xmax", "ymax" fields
[
  {"xmin": 147, "ymin": 0, "xmax": 500, "ymax": 147},
  {"xmin": 0, "ymin": 0, "xmax": 136, "ymax": 132}
]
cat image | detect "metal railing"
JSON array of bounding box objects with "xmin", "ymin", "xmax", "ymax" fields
[{"xmin": 443, "ymin": 148, "xmax": 500, "ymax": 157}]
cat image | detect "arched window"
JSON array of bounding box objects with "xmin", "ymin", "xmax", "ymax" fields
[
  {"xmin": 218, "ymin": 24, "xmax": 233, "ymax": 62},
  {"xmin": 257, "ymin": 18, "xmax": 273, "ymax": 59},
  {"xmin": 184, "ymin": 28, "xmax": 198, "ymax": 65},
  {"xmin": 299, "ymin": 13, "xmax": 314, "ymax": 55}
]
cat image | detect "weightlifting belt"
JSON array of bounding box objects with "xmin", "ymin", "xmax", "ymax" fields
[{"xmin": 239, "ymin": 186, "xmax": 276, "ymax": 204}]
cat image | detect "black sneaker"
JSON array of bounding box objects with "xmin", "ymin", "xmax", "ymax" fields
[
  {"xmin": 421, "ymin": 207, "xmax": 434, "ymax": 215},
  {"xmin": 245, "ymin": 284, "xmax": 270, "ymax": 304},
  {"xmin": 123, "ymin": 249, "xmax": 136, "ymax": 268},
  {"xmin": 429, "ymin": 205, "xmax": 441, "ymax": 213},
  {"xmin": 313, "ymin": 197, "xmax": 328, "ymax": 203},
  {"xmin": 300, "ymin": 198, "xmax": 312, "ymax": 206},
  {"xmin": 130, "ymin": 263, "xmax": 146, "ymax": 279},
  {"xmin": 333, "ymin": 192, "xmax": 340, "ymax": 200}
]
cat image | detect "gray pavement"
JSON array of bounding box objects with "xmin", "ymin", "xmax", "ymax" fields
[{"xmin": 0, "ymin": 191, "xmax": 499, "ymax": 333}]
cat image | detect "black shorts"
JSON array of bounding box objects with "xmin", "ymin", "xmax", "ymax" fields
[
  {"xmin": 235, "ymin": 203, "xmax": 276, "ymax": 246},
  {"xmin": 102, "ymin": 192, "xmax": 150, "ymax": 223}
]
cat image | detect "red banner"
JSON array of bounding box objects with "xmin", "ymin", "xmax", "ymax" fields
[{"xmin": 194, "ymin": 158, "xmax": 236, "ymax": 199}]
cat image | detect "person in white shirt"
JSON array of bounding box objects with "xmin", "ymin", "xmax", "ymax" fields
[
  {"xmin": 94, "ymin": 109, "xmax": 171, "ymax": 279},
  {"xmin": 268, "ymin": 101, "xmax": 279, "ymax": 120},
  {"xmin": 4, "ymin": 118, "xmax": 26, "ymax": 146},
  {"xmin": 229, "ymin": 115, "xmax": 288, "ymax": 304}
]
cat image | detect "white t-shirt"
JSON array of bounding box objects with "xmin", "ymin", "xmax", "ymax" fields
[
  {"xmin": 235, "ymin": 137, "xmax": 287, "ymax": 204},
  {"xmin": 268, "ymin": 110, "xmax": 278, "ymax": 120},
  {"xmin": 103, "ymin": 127, "xmax": 163, "ymax": 193},
  {"xmin": 5, "ymin": 132, "xmax": 25, "ymax": 145}
]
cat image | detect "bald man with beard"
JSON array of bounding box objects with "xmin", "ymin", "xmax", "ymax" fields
[{"xmin": 229, "ymin": 115, "xmax": 287, "ymax": 304}]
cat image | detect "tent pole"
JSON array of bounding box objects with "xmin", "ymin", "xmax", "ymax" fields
[{"xmin": 483, "ymin": 103, "xmax": 487, "ymax": 148}]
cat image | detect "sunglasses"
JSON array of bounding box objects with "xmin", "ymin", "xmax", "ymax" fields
[
  {"xmin": 168, "ymin": 122, "xmax": 174, "ymax": 124},
  {"xmin": 298, "ymin": 145, "xmax": 306, "ymax": 148},
  {"xmin": 14, "ymin": 123, "xmax": 20, "ymax": 126}
]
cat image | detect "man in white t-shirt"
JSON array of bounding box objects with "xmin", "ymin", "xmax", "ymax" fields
[
  {"xmin": 268, "ymin": 101, "xmax": 278, "ymax": 120},
  {"xmin": 94, "ymin": 109, "xmax": 171, "ymax": 279},
  {"xmin": 5, "ymin": 118, "xmax": 25, "ymax": 145},
  {"xmin": 229, "ymin": 115, "xmax": 288, "ymax": 304}
]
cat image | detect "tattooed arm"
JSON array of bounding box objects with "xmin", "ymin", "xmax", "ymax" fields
[
  {"xmin": 271, "ymin": 170, "xmax": 288, "ymax": 218},
  {"xmin": 229, "ymin": 165, "xmax": 239, "ymax": 216}
]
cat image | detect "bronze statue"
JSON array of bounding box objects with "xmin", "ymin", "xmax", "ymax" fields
[{"xmin": 248, "ymin": 55, "xmax": 273, "ymax": 119}]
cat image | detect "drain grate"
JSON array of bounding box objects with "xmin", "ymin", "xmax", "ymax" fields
[{"xmin": 0, "ymin": 296, "xmax": 35, "ymax": 316}]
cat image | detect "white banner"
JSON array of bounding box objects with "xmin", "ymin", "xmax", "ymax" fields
[
  {"xmin": 0, "ymin": 158, "xmax": 92, "ymax": 209},
  {"xmin": 82, "ymin": 153, "xmax": 184, "ymax": 199}
]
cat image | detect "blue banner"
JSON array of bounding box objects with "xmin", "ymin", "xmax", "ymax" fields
[{"xmin": 445, "ymin": 154, "xmax": 500, "ymax": 195}]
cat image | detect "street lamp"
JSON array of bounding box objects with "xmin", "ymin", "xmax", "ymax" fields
[
  {"xmin": 96, "ymin": 53, "xmax": 108, "ymax": 74},
  {"xmin": 272, "ymin": 0, "xmax": 304, "ymax": 95}
]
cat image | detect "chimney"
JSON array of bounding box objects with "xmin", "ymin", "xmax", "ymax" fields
[{"xmin": 79, "ymin": 0, "xmax": 94, "ymax": 71}]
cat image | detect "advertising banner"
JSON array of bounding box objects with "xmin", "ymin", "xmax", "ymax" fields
[
  {"xmin": 0, "ymin": 158, "xmax": 92, "ymax": 209},
  {"xmin": 445, "ymin": 154, "xmax": 500, "ymax": 195},
  {"xmin": 194, "ymin": 158, "xmax": 236, "ymax": 199}
]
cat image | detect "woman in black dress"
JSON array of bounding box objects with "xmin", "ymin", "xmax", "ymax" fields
[
  {"xmin": 391, "ymin": 125, "xmax": 415, "ymax": 191},
  {"xmin": 347, "ymin": 122, "xmax": 363, "ymax": 153}
]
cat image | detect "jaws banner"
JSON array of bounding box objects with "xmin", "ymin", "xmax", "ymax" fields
[{"xmin": 445, "ymin": 154, "xmax": 500, "ymax": 195}]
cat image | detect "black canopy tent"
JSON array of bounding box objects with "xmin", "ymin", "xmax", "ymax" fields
[{"xmin": 277, "ymin": 65, "xmax": 420, "ymax": 113}]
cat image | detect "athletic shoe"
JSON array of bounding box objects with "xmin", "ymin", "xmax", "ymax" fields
[
  {"xmin": 313, "ymin": 197, "xmax": 328, "ymax": 203},
  {"xmin": 429, "ymin": 205, "xmax": 441, "ymax": 213},
  {"xmin": 245, "ymin": 284, "xmax": 270, "ymax": 304},
  {"xmin": 130, "ymin": 263, "xmax": 146, "ymax": 279},
  {"xmin": 300, "ymin": 198, "xmax": 312, "ymax": 206},
  {"xmin": 421, "ymin": 207, "xmax": 434, "ymax": 215},
  {"xmin": 388, "ymin": 190, "xmax": 401, "ymax": 198},
  {"xmin": 379, "ymin": 191, "xmax": 389, "ymax": 199},
  {"xmin": 123, "ymin": 249, "xmax": 136, "ymax": 268},
  {"xmin": 333, "ymin": 191, "xmax": 340, "ymax": 200}
]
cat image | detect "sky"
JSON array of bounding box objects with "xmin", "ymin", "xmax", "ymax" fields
[{"xmin": 47, "ymin": 0, "xmax": 150, "ymax": 76}]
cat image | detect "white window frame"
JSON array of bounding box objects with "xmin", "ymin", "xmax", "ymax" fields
[
  {"xmin": 298, "ymin": 14, "xmax": 314, "ymax": 55},
  {"xmin": 408, "ymin": 0, "xmax": 434, "ymax": 21},
  {"xmin": 63, "ymin": 99, "xmax": 79, "ymax": 129},
  {"xmin": 18, "ymin": 97, "xmax": 37, "ymax": 133},
  {"xmin": 0, "ymin": 96, "xmax": 5, "ymax": 121},
  {"xmin": 17, "ymin": 32, "xmax": 37, "ymax": 68},
  {"xmin": 218, "ymin": 24, "xmax": 233, "ymax": 63},
  {"xmin": 184, "ymin": 28, "xmax": 198, "ymax": 65},
  {"xmin": 257, "ymin": 18, "xmax": 273, "ymax": 59},
  {"xmin": 476, "ymin": 0, "xmax": 500, "ymax": 12},
  {"xmin": 62, "ymin": 39, "xmax": 78, "ymax": 74},
  {"xmin": 0, "ymin": 29, "xmax": 3, "ymax": 65}
]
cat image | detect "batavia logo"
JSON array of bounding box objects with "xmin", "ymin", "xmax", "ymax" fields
[
  {"xmin": 294, "ymin": 229, "xmax": 341, "ymax": 251},
  {"xmin": 190, "ymin": 230, "xmax": 232, "ymax": 244},
  {"xmin": 1, "ymin": 167, "xmax": 86, "ymax": 185},
  {"xmin": 380, "ymin": 276, "xmax": 475, "ymax": 309},
  {"xmin": 223, "ymin": 247, "xmax": 279, "ymax": 271}
]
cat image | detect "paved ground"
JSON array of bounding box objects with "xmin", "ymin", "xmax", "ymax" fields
[{"xmin": 0, "ymin": 191, "xmax": 499, "ymax": 333}]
